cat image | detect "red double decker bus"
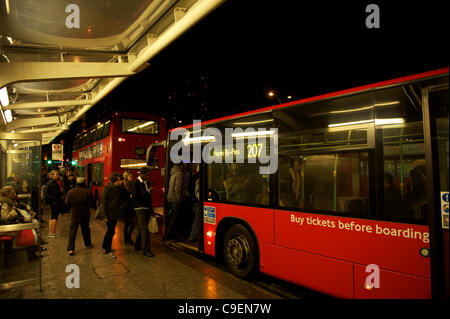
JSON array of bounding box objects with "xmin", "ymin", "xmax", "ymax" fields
[
  {"xmin": 72, "ymin": 111, "xmax": 166, "ymax": 209},
  {"xmin": 151, "ymin": 68, "xmax": 449, "ymax": 299}
]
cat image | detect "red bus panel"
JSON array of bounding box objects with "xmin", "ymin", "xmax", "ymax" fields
[{"xmin": 274, "ymin": 211, "xmax": 430, "ymax": 279}]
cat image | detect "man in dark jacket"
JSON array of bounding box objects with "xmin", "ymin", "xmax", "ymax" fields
[
  {"xmin": 46, "ymin": 170, "xmax": 63, "ymax": 238},
  {"xmin": 102, "ymin": 172, "xmax": 123, "ymax": 259},
  {"xmin": 65, "ymin": 177, "xmax": 93, "ymax": 256},
  {"xmin": 132, "ymin": 167, "xmax": 155, "ymax": 257}
]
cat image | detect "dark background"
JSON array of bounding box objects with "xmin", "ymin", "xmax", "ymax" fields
[{"xmin": 54, "ymin": 0, "xmax": 449, "ymax": 160}]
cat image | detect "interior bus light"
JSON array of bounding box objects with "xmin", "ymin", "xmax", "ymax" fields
[
  {"xmin": 182, "ymin": 136, "xmax": 216, "ymax": 145},
  {"xmin": 328, "ymin": 118, "xmax": 405, "ymax": 128},
  {"xmin": 231, "ymin": 130, "xmax": 275, "ymax": 138},
  {"xmin": 232, "ymin": 119, "xmax": 274, "ymax": 125},
  {"xmin": 374, "ymin": 118, "xmax": 405, "ymax": 125},
  {"xmin": 0, "ymin": 87, "xmax": 9, "ymax": 106}
]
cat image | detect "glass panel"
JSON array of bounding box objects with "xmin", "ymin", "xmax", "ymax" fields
[
  {"xmin": 120, "ymin": 158, "xmax": 147, "ymax": 170},
  {"xmin": 92, "ymin": 163, "xmax": 104, "ymax": 186},
  {"xmin": 207, "ymin": 162, "xmax": 271, "ymax": 206},
  {"xmin": 12, "ymin": 0, "xmax": 156, "ymax": 39},
  {"xmin": 102, "ymin": 121, "xmax": 111, "ymax": 139},
  {"xmin": 276, "ymin": 92, "xmax": 374, "ymax": 153},
  {"xmin": 375, "ymin": 85, "xmax": 427, "ymax": 222},
  {"xmin": 278, "ymin": 152, "xmax": 369, "ymax": 215},
  {"xmin": 1, "ymin": 137, "xmax": 41, "ymax": 294},
  {"xmin": 121, "ymin": 118, "xmax": 159, "ymax": 135},
  {"xmin": 430, "ymin": 87, "xmax": 449, "ymax": 229}
]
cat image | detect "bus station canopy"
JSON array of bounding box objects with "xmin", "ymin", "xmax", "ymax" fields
[{"xmin": 0, "ymin": 0, "xmax": 224, "ymax": 147}]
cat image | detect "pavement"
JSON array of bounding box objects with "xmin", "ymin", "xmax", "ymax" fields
[{"xmin": 0, "ymin": 207, "xmax": 278, "ymax": 299}]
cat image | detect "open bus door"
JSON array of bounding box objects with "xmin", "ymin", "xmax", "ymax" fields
[
  {"xmin": 146, "ymin": 141, "xmax": 166, "ymax": 240},
  {"xmin": 149, "ymin": 140, "xmax": 203, "ymax": 252},
  {"xmin": 422, "ymin": 83, "xmax": 449, "ymax": 299}
]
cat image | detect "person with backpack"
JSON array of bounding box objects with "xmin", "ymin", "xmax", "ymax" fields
[
  {"xmin": 101, "ymin": 172, "xmax": 123, "ymax": 259},
  {"xmin": 45, "ymin": 170, "xmax": 63, "ymax": 238},
  {"xmin": 65, "ymin": 177, "xmax": 93, "ymax": 256}
]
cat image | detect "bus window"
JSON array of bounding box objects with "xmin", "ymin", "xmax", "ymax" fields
[
  {"xmin": 375, "ymin": 85, "xmax": 427, "ymax": 222},
  {"xmin": 103, "ymin": 121, "xmax": 111, "ymax": 139},
  {"xmin": 121, "ymin": 118, "xmax": 159, "ymax": 135},
  {"xmin": 207, "ymin": 162, "xmax": 270, "ymax": 206},
  {"xmin": 92, "ymin": 163, "xmax": 104, "ymax": 186},
  {"xmin": 276, "ymin": 91, "xmax": 374, "ymax": 216},
  {"xmin": 278, "ymin": 152, "xmax": 369, "ymax": 215},
  {"xmin": 75, "ymin": 166, "xmax": 85, "ymax": 178}
]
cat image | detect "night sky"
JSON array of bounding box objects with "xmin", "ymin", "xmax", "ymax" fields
[{"xmin": 57, "ymin": 0, "xmax": 449, "ymax": 158}]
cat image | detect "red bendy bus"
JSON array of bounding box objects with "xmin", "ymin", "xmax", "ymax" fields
[
  {"xmin": 149, "ymin": 68, "xmax": 449, "ymax": 299},
  {"xmin": 72, "ymin": 111, "xmax": 166, "ymax": 208}
]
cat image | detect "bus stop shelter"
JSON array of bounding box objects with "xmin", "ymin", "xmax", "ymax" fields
[{"xmin": 0, "ymin": 0, "xmax": 224, "ymax": 291}]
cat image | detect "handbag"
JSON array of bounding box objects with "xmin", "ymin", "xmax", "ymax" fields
[
  {"xmin": 148, "ymin": 215, "xmax": 158, "ymax": 233},
  {"xmin": 15, "ymin": 229, "xmax": 38, "ymax": 248}
]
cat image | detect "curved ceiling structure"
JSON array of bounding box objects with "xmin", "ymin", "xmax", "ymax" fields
[{"xmin": 0, "ymin": 0, "xmax": 225, "ymax": 147}]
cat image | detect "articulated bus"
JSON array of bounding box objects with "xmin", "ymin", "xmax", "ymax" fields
[
  {"xmin": 150, "ymin": 68, "xmax": 449, "ymax": 299},
  {"xmin": 72, "ymin": 111, "xmax": 166, "ymax": 209}
]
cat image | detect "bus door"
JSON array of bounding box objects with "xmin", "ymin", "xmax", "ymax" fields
[
  {"xmin": 422, "ymin": 82, "xmax": 449, "ymax": 299},
  {"xmin": 147, "ymin": 142, "xmax": 166, "ymax": 239}
]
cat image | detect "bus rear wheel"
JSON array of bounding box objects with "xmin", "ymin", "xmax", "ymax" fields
[{"xmin": 223, "ymin": 224, "xmax": 257, "ymax": 279}]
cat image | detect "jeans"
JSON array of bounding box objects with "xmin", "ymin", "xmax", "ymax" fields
[
  {"xmin": 165, "ymin": 202, "xmax": 181, "ymax": 240},
  {"xmin": 135, "ymin": 210, "xmax": 151, "ymax": 253},
  {"xmin": 67, "ymin": 220, "xmax": 92, "ymax": 251},
  {"xmin": 188, "ymin": 201, "xmax": 202, "ymax": 241},
  {"xmin": 102, "ymin": 219, "xmax": 117, "ymax": 254},
  {"xmin": 123, "ymin": 217, "xmax": 135, "ymax": 242}
]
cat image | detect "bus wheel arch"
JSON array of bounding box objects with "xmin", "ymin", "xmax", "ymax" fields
[{"xmin": 216, "ymin": 217, "xmax": 260, "ymax": 279}]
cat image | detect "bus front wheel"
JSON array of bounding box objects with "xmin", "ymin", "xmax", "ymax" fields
[{"xmin": 223, "ymin": 224, "xmax": 257, "ymax": 279}]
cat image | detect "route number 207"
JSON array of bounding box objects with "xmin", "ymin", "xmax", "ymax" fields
[{"xmin": 247, "ymin": 143, "xmax": 263, "ymax": 158}]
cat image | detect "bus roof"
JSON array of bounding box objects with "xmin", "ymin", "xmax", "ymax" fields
[{"xmin": 170, "ymin": 67, "xmax": 449, "ymax": 132}]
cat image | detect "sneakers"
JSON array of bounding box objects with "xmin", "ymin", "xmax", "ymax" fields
[
  {"xmin": 143, "ymin": 251, "xmax": 155, "ymax": 257},
  {"xmin": 68, "ymin": 250, "xmax": 75, "ymax": 256},
  {"xmin": 104, "ymin": 252, "xmax": 116, "ymax": 259},
  {"xmin": 47, "ymin": 233, "xmax": 56, "ymax": 238}
]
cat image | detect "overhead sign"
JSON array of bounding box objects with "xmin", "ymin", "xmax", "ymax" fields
[{"xmin": 52, "ymin": 144, "xmax": 63, "ymax": 161}]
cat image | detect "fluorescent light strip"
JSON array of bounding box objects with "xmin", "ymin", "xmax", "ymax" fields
[
  {"xmin": 128, "ymin": 121, "xmax": 154, "ymax": 132},
  {"xmin": 233, "ymin": 119, "xmax": 274, "ymax": 125},
  {"xmin": 232, "ymin": 130, "xmax": 275, "ymax": 138},
  {"xmin": 0, "ymin": 87, "xmax": 9, "ymax": 106},
  {"xmin": 4, "ymin": 109, "xmax": 12, "ymax": 122},
  {"xmin": 328, "ymin": 118, "xmax": 405, "ymax": 128},
  {"xmin": 183, "ymin": 136, "xmax": 216, "ymax": 144}
]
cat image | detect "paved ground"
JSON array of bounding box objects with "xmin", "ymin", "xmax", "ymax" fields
[{"xmin": 1, "ymin": 207, "xmax": 279, "ymax": 299}]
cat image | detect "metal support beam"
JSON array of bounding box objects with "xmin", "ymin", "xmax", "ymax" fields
[
  {"xmin": 6, "ymin": 116, "xmax": 60, "ymax": 131},
  {"xmin": 0, "ymin": 62, "xmax": 135, "ymax": 87},
  {"xmin": 4, "ymin": 98, "xmax": 93, "ymax": 111}
]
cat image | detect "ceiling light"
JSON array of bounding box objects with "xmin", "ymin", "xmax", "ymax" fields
[
  {"xmin": 0, "ymin": 87, "xmax": 9, "ymax": 106},
  {"xmin": 4, "ymin": 109, "xmax": 12, "ymax": 123}
]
